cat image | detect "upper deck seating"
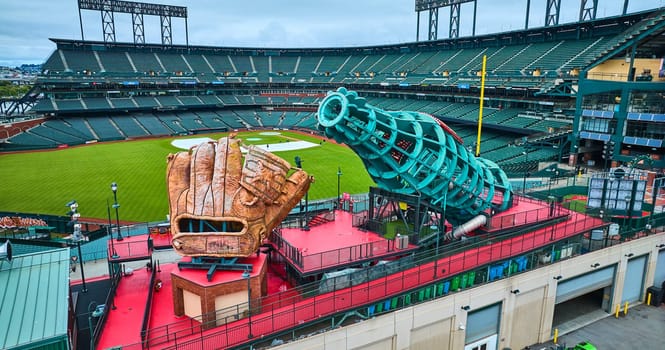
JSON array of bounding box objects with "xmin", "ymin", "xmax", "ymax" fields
[
  {"xmin": 128, "ymin": 52, "xmax": 164, "ymax": 74},
  {"xmin": 62, "ymin": 50, "xmax": 100, "ymax": 73},
  {"xmin": 98, "ymin": 51, "xmax": 135, "ymax": 73}
]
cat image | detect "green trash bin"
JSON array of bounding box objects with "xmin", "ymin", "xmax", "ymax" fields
[
  {"xmin": 467, "ymin": 271, "xmax": 476, "ymax": 287},
  {"xmin": 461, "ymin": 274, "xmax": 468, "ymax": 289},
  {"xmin": 553, "ymin": 249, "xmax": 561, "ymax": 261},
  {"xmin": 451, "ymin": 276, "xmax": 460, "ymax": 290}
]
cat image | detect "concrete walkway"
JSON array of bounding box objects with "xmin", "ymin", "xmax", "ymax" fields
[
  {"xmin": 528, "ymin": 303, "xmax": 665, "ymax": 350},
  {"xmin": 70, "ymin": 248, "xmax": 182, "ymax": 282}
]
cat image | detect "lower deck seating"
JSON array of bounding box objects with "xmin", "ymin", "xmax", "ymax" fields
[
  {"xmin": 111, "ymin": 116, "xmax": 149, "ymax": 137},
  {"xmin": 134, "ymin": 114, "xmax": 173, "ymax": 135},
  {"xmin": 87, "ymin": 117, "xmax": 124, "ymax": 140}
]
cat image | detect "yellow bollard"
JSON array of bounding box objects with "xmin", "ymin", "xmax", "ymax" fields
[
  {"xmin": 615, "ymin": 304, "xmax": 620, "ymax": 318},
  {"xmin": 647, "ymin": 292, "xmax": 652, "ymax": 306},
  {"xmin": 624, "ymin": 302, "xmax": 629, "ymax": 315},
  {"xmin": 553, "ymin": 328, "xmax": 558, "ymax": 344}
]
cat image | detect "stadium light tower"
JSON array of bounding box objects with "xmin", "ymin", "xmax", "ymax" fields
[
  {"xmin": 77, "ymin": 0, "xmax": 189, "ymax": 46},
  {"xmin": 415, "ymin": 0, "xmax": 477, "ymax": 40}
]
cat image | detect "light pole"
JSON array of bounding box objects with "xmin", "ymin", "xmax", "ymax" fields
[
  {"xmin": 111, "ymin": 182, "xmax": 123, "ymax": 241},
  {"xmin": 521, "ymin": 150, "xmax": 529, "ymax": 193},
  {"xmin": 67, "ymin": 200, "xmax": 87, "ymax": 293},
  {"xmin": 336, "ymin": 166, "xmax": 343, "ymax": 207},
  {"xmin": 546, "ymin": 169, "xmax": 560, "ymax": 197},
  {"xmin": 242, "ymin": 269, "xmax": 253, "ymax": 339},
  {"xmin": 295, "ymin": 156, "xmax": 309, "ymax": 230},
  {"xmin": 106, "ymin": 200, "xmax": 118, "ymax": 257}
]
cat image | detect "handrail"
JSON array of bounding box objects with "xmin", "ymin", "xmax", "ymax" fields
[
  {"xmin": 91, "ymin": 264, "xmax": 122, "ymax": 349},
  {"xmin": 271, "ymin": 228, "xmax": 400, "ymax": 273},
  {"xmin": 142, "ymin": 211, "xmax": 605, "ymax": 348},
  {"xmin": 140, "ymin": 260, "xmax": 159, "ymax": 347},
  {"xmin": 154, "ymin": 214, "xmax": 619, "ymax": 349}
]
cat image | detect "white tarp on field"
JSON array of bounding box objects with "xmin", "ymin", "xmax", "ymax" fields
[{"xmin": 171, "ymin": 138, "xmax": 320, "ymax": 152}]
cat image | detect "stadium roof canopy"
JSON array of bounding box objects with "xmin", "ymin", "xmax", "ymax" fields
[
  {"xmin": 586, "ymin": 9, "xmax": 665, "ymax": 71},
  {"xmin": 0, "ymin": 248, "xmax": 70, "ymax": 350}
]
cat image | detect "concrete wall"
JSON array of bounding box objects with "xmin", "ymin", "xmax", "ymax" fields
[{"xmin": 273, "ymin": 232, "xmax": 665, "ymax": 350}]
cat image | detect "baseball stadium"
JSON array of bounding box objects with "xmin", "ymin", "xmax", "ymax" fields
[{"xmin": 1, "ymin": 1, "xmax": 665, "ymax": 350}]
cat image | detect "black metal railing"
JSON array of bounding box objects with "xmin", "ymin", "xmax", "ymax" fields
[
  {"xmin": 140, "ymin": 260, "xmax": 159, "ymax": 347},
  {"xmin": 136, "ymin": 211, "xmax": 613, "ymax": 349}
]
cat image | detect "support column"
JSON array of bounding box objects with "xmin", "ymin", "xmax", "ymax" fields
[
  {"xmin": 545, "ymin": 0, "xmax": 561, "ymax": 27},
  {"xmin": 161, "ymin": 15, "xmax": 173, "ymax": 46},
  {"xmin": 101, "ymin": 9, "xmax": 116, "ymax": 43},
  {"xmin": 132, "ymin": 13, "xmax": 145, "ymax": 45},
  {"xmin": 449, "ymin": 3, "xmax": 461, "ymax": 39},
  {"xmin": 428, "ymin": 7, "xmax": 439, "ymax": 41}
]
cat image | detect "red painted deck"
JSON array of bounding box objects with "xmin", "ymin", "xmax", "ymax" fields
[
  {"xmin": 108, "ymin": 235, "xmax": 153, "ymax": 263},
  {"xmin": 485, "ymin": 196, "xmax": 567, "ymax": 233},
  {"xmin": 98, "ymin": 205, "xmax": 604, "ymax": 349},
  {"xmin": 98, "ymin": 266, "xmax": 153, "ymax": 349},
  {"xmin": 172, "ymin": 254, "xmax": 265, "ymax": 286},
  {"xmin": 275, "ymin": 210, "xmax": 418, "ymax": 275},
  {"xmin": 150, "ymin": 230, "xmax": 173, "ymax": 250}
]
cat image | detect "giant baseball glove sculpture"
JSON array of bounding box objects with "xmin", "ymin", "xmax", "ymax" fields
[{"xmin": 167, "ymin": 135, "xmax": 312, "ymax": 257}]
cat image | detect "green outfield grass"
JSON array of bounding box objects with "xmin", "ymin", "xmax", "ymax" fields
[{"xmin": 0, "ymin": 131, "xmax": 374, "ymax": 222}]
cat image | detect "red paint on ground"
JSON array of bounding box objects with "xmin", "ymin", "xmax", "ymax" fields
[
  {"xmin": 171, "ymin": 254, "xmax": 265, "ymax": 287},
  {"xmin": 98, "ymin": 266, "xmax": 153, "ymax": 349},
  {"xmin": 100, "ymin": 204, "xmax": 604, "ymax": 349},
  {"xmin": 108, "ymin": 235, "xmax": 152, "ymax": 262},
  {"xmin": 277, "ymin": 211, "xmax": 417, "ymax": 274},
  {"xmin": 150, "ymin": 232, "xmax": 173, "ymax": 249}
]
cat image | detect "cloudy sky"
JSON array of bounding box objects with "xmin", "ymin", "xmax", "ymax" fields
[{"xmin": 0, "ymin": 0, "xmax": 661, "ymax": 66}]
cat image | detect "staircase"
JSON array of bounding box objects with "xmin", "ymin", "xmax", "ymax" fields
[{"xmin": 307, "ymin": 213, "xmax": 334, "ymax": 228}]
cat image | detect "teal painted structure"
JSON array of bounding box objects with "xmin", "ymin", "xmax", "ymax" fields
[
  {"xmin": 571, "ymin": 8, "xmax": 665, "ymax": 169},
  {"xmin": 0, "ymin": 248, "xmax": 70, "ymax": 350},
  {"xmin": 317, "ymin": 87, "xmax": 513, "ymax": 224}
]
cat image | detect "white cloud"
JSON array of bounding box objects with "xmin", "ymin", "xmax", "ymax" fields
[{"xmin": 0, "ymin": 0, "xmax": 661, "ymax": 66}]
